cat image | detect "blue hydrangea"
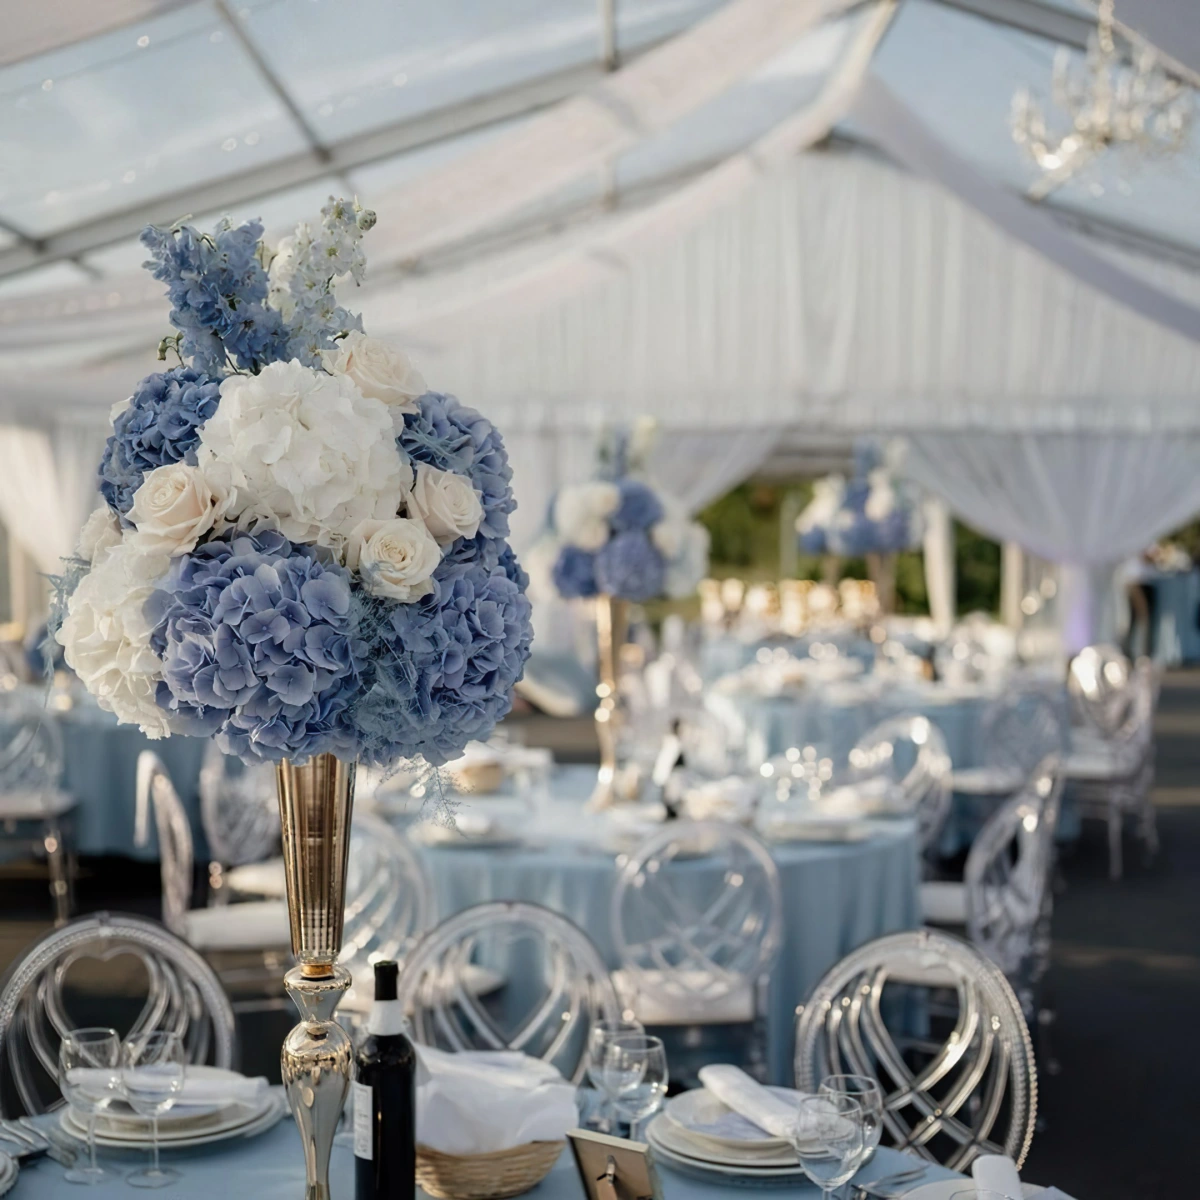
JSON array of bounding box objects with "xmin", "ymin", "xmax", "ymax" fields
[
  {"xmin": 552, "ymin": 545, "xmax": 598, "ymax": 599},
  {"xmin": 141, "ymin": 218, "xmax": 289, "ymax": 374},
  {"xmin": 798, "ymin": 528, "xmax": 828, "ymax": 555},
  {"xmin": 594, "ymin": 531, "xmax": 665, "ymax": 602},
  {"xmin": 610, "ymin": 480, "xmax": 664, "ymax": 533},
  {"xmin": 98, "ymin": 368, "xmax": 222, "ymax": 516},
  {"xmin": 146, "ymin": 530, "xmax": 368, "ymax": 764},
  {"xmin": 398, "ymin": 393, "xmax": 516, "ymax": 554},
  {"xmin": 350, "ymin": 550, "xmax": 533, "ymax": 768}
]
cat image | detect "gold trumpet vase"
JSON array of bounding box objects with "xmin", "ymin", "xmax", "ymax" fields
[
  {"xmin": 275, "ymin": 753, "xmax": 356, "ymax": 1200},
  {"xmin": 589, "ymin": 594, "xmax": 629, "ymax": 809}
]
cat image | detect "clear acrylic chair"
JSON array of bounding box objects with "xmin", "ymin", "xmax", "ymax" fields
[
  {"xmin": 135, "ymin": 751, "xmax": 291, "ymax": 957},
  {"xmin": 951, "ymin": 689, "xmax": 1067, "ymax": 799},
  {"xmin": 1064, "ymin": 660, "xmax": 1158, "ymax": 879},
  {"xmin": 198, "ymin": 742, "xmax": 280, "ymax": 903},
  {"xmin": 794, "ymin": 928, "xmax": 1038, "ymax": 1172},
  {"xmin": 395, "ymin": 901, "xmax": 620, "ymax": 1083},
  {"xmin": 1067, "ymin": 644, "xmax": 1133, "ymax": 737},
  {"xmin": 0, "ymin": 697, "xmax": 75, "ymax": 925},
  {"xmin": 610, "ymin": 820, "xmax": 783, "ymax": 1083},
  {"xmin": 0, "ymin": 912, "xmax": 236, "ymax": 1116},
  {"xmin": 923, "ymin": 757, "xmax": 1064, "ymax": 1015},
  {"xmin": 848, "ymin": 715, "xmax": 953, "ymax": 857},
  {"xmin": 339, "ymin": 812, "xmax": 437, "ymax": 1012}
]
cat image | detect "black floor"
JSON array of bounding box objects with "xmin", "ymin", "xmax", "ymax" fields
[{"xmin": 3, "ymin": 687, "xmax": 1200, "ymax": 1193}]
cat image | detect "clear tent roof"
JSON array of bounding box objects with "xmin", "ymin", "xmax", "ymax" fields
[{"xmin": 0, "ymin": 0, "xmax": 1197, "ymax": 356}]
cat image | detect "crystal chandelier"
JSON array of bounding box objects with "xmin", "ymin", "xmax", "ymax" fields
[{"xmin": 1011, "ymin": 0, "xmax": 1192, "ymax": 200}]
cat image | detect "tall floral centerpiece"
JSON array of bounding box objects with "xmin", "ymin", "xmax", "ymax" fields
[
  {"xmin": 795, "ymin": 442, "xmax": 923, "ymax": 611},
  {"xmin": 538, "ymin": 428, "xmax": 708, "ymax": 807},
  {"xmin": 54, "ymin": 199, "xmax": 532, "ymax": 1200}
]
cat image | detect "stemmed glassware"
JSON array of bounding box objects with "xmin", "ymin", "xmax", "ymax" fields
[
  {"xmin": 819, "ymin": 1074, "xmax": 884, "ymax": 1168},
  {"xmin": 586, "ymin": 1019, "xmax": 644, "ymax": 1132},
  {"xmin": 791, "ymin": 1094, "xmax": 865, "ymax": 1200},
  {"xmin": 120, "ymin": 1031, "xmax": 186, "ymax": 1189},
  {"xmin": 595, "ymin": 1032, "xmax": 668, "ymax": 1142},
  {"xmin": 58, "ymin": 1027, "xmax": 121, "ymax": 1185}
]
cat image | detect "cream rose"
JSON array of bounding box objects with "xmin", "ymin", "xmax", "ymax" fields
[
  {"xmin": 126, "ymin": 463, "xmax": 229, "ymax": 555},
  {"xmin": 407, "ymin": 464, "xmax": 483, "ymax": 546},
  {"xmin": 323, "ymin": 331, "xmax": 426, "ymax": 412},
  {"xmin": 346, "ymin": 517, "xmax": 442, "ymax": 602},
  {"xmin": 553, "ymin": 482, "xmax": 619, "ymax": 551},
  {"xmin": 77, "ymin": 506, "xmax": 124, "ymax": 566}
]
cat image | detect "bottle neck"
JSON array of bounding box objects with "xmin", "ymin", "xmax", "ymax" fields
[{"xmin": 367, "ymin": 998, "xmax": 409, "ymax": 1037}]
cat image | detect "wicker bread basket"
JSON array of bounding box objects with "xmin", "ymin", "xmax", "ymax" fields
[{"xmin": 416, "ymin": 1140, "xmax": 565, "ymax": 1200}]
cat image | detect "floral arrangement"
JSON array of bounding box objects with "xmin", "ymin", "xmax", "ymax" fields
[
  {"xmin": 538, "ymin": 425, "xmax": 709, "ymax": 603},
  {"xmin": 54, "ymin": 198, "xmax": 533, "ymax": 768},
  {"xmin": 796, "ymin": 442, "xmax": 923, "ymax": 557}
]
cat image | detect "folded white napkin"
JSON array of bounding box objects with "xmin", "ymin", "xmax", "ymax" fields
[
  {"xmin": 414, "ymin": 1047, "xmax": 577, "ymax": 1155},
  {"xmin": 697, "ymin": 1065, "xmax": 811, "ymax": 1140},
  {"xmin": 972, "ymin": 1153, "xmax": 1023, "ymax": 1198},
  {"xmin": 69, "ymin": 1067, "xmax": 267, "ymax": 1108}
]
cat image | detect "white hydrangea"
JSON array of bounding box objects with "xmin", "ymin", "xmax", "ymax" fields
[
  {"xmin": 196, "ymin": 360, "xmax": 408, "ymax": 552},
  {"xmin": 56, "ymin": 535, "xmax": 173, "ymax": 738},
  {"xmin": 76, "ymin": 506, "xmax": 124, "ymax": 566},
  {"xmin": 553, "ymin": 482, "xmax": 619, "ymax": 551}
]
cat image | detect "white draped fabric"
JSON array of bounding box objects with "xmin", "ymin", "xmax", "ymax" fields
[
  {"xmin": 921, "ymin": 497, "xmax": 955, "ymax": 636},
  {"xmin": 902, "ymin": 433, "xmax": 1200, "ymax": 650}
]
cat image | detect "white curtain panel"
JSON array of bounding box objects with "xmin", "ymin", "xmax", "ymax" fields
[
  {"xmin": 647, "ymin": 430, "xmax": 780, "ymax": 516},
  {"xmin": 903, "ymin": 432, "xmax": 1200, "ymax": 650},
  {"xmin": 0, "ymin": 426, "xmax": 73, "ymax": 575}
]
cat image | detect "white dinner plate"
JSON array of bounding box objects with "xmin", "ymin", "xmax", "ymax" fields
[
  {"xmin": 647, "ymin": 1117, "xmax": 801, "ymax": 1168},
  {"xmin": 663, "ymin": 1087, "xmax": 809, "ymax": 1151},
  {"xmin": 647, "ymin": 1134, "xmax": 809, "ymax": 1188},
  {"xmin": 94, "ymin": 1066, "xmax": 250, "ymax": 1130},
  {"xmin": 763, "ymin": 820, "xmax": 875, "ymax": 844},
  {"xmin": 62, "ymin": 1089, "xmax": 286, "ymax": 1150},
  {"xmin": 903, "ymin": 1181, "xmax": 1044, "ymax": 1199}
]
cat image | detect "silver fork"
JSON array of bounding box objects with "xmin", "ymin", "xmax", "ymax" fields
[
  {"xmin": 0, "ymin": 1118, "xmax": 45, "ymax": 1159},
  {"xmin": 17, "ymin": 1116, "xmax": 78, "ymax": 1167},
  {"xmin": 855, "ymin": 1164, "xmax": 929, "ymax": 1198}
]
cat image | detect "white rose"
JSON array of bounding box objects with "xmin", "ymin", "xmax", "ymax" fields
[
  {"xmin": 322, "ymin": 331, "xmax": 426, "ymax": 413},
  {"xmin": 196, "ymin": 360, "xmax": 407, "ymax": 551},
  {"xmin": 57, "ymin": 536, "xmax": 174, "ymax": 738},
  {"xmin": 77, "ymin": 506, "xmax": 123, "ymax": 566},
  {"xmin": 126, "ymin": 463, "xmax": 229, "ymax": 556},
  {"xmin": 407, "ymin": 464, "xmax": 483, "ymax": 546},
  {"xmin": 554, "ymin": 482, "xmax": 619, "ymax": 550},
  {"xmin": 346, "ymin": 517, "xmax": 442, "ymax": 603}
]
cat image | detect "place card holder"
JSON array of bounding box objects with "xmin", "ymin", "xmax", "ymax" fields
[{"xmin": 567, "ymin": 1130, "xmax": 664, "ymax": 1200}]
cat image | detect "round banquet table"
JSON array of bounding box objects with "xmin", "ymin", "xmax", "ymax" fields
[
  {"xmin": 57, "ymin": 702, "xmax": 210, "ymax": 860},
  {"xmin": 718, "ymin": 677, "xmax": 1076, "ymax": 855},
  {"xmin": 10, "ymin": 1113, "xmax": 970, "ymax": 1200},
  {"xmin": 413, "ymin": 767, "xmax": 921, "ymax": 1086}
]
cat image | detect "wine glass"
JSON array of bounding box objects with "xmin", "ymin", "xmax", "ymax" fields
[
  {"xmin": 596, "ymin": 1032, "xmax": 668, "ymax": 1142},
  {"xmin": 791, "ymin": 1094, "xmax": 865, "ymax": 1200},
  {"xmin": 120, "ymin": 1031, "xmax": 185, "ymax": 1189},
  {"xmin": 585, "ymin": 1019, "xmax": 643, "ymax": 1132},
  {"xmin": 819, "ymin": 1074, "xmax": 884, "ymax": 1167},
  {"xmin": 58, "ymin": 1027, "xmax": 121, "ymax": 1185}
]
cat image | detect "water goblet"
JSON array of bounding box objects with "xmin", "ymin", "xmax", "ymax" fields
[
  {"xmin": 791, "ymin": 1094, "xmax": 865, "ymax": 1200},
  {"xmin": 58, "ymin": 1027, "xmax": 121, "ymax": 1185},
  {"xmin": 819, "ymin": 1074, "xmax": 884, "ymax": 1167},
  {"xmin": 585, "ymin": 1020, "xmax": 644, "ymax": 1132},
  {"xmin": 121, "ymin": 1031, "xmax": 185, "ymax": 1189},
  {"xmin": 597, "ymin": 1032, "xmax": 668, "ymax": 1142}
]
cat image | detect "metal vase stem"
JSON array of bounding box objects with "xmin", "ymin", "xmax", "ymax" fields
[
  {"xmin": 590, "ymin": 594, "xmax": 629, "ymax": 809},
  {"xmin": 275, "ymin": 753, "xmax": 356, "ymax": 1200}
]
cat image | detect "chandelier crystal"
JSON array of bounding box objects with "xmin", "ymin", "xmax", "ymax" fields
[{"xmin": 1011, "ymin": 0, "xmax": 1192, "ymax": 200}]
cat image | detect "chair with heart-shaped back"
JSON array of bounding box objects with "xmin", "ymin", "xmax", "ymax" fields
[
  {"xmin": 794, "ymin": 928, "xmax": 1037, "ymax": 1172},
  {"xmin": 135, "ymin": 752, "xmax": 291, "ymax": 989},
  {"xmin": 394, "ymin": 902, "xmax": 619, "ymax": 1083},
  {"xmin": 0, "ymin": 912, "xmax": 236, "ymax": 1117},
  {"xmin": 610, "ymin": 820, "xmax": 783, "ymax": 1085}
]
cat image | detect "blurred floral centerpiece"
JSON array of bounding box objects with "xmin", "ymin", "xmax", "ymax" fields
[{"xmin": 50, "ymin": 197, "xmax": 533, "ymax": 1200}]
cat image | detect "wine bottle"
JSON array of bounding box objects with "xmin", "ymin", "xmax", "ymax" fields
[{"xmin": 354, "ymin": 960, "xmax": 417, "ymax": 1200}]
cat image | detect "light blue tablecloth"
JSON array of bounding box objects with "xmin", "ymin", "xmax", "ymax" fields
[
  {"xmin": 724, "ymin": 681, "xmax": 1076, "ymax": 856},
  {"xmin": 13, "ymin": 1115, "xmax": 964, "ymax": 1200},
  {"xmin": 58, "ymin": 707, "xmax": 210, "ymax": 860},
  {"xmin": 417, "ymin": 768, "xmax": 921, "ymax": 1085}
]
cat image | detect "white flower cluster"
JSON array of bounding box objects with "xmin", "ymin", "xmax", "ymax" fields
[{"xmin": 61, "ymin": 334, "xmax": 485, "ymax": 733}]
